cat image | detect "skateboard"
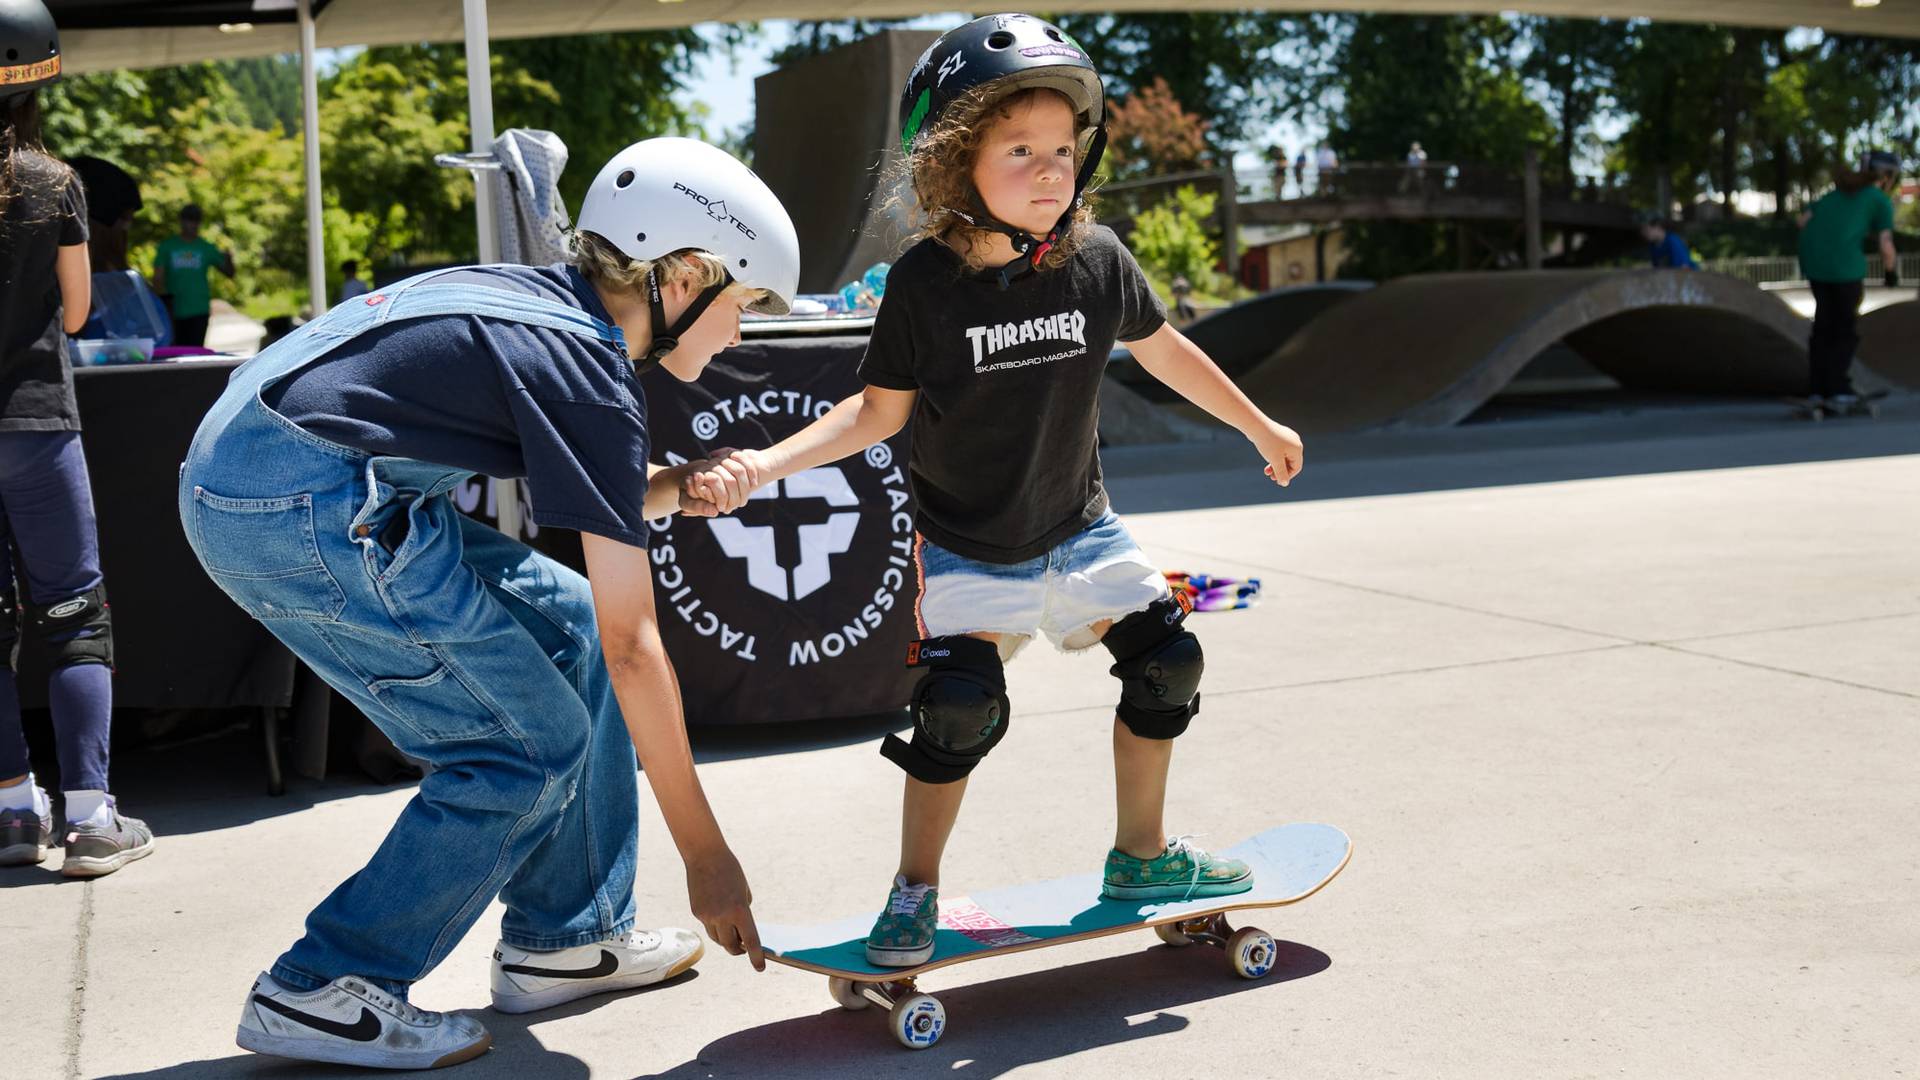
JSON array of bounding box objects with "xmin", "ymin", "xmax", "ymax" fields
[
  {"xmin": 1783, "ymin": 390, "xmax": 1889, "ymax": 421},
  {"xmin": 760, "ymin": 822, "xmax": 1351, "ymax": 1049}
]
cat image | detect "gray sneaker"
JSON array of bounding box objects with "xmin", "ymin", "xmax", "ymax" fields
[
  {"xmin": 0, "ymin": 802, "xmax": 52, "ymax": 866},
  {"xmin": 237, "ymin": 971, "xmax": 492, "ymax": 1070},
  {"xmin": 61, "ymin": 804, "xmax": 154, "ymax": 878}
]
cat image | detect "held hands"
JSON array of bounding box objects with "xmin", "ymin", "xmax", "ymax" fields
[
  {"xmin": 682, "ymin": 447, "xmax": 775, "ymax": 515},
  {"xmin": 1255, "ymin": 421, "xmax": 1305, "ymax": 487},
  {"xmin": 686, "ymin": 845, "xmax": 765, "ymax": 971}
]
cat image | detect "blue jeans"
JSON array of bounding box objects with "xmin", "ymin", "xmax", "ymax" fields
[{"xmin": 179, "ymin": 276, "xmax": 638, "ymax": 996}]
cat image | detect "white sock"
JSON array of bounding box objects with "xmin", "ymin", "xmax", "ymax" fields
[
  {"xmin": 63, "ymin": 789, "xmax": 112, "ymax": 828},
  {"xmin": 0, "ymin": 775, "xmax": 36, "ymax": 811}
]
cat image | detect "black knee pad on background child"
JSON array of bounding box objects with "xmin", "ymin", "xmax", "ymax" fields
[
  {"xmin": 25, "ymin": 586, "xmax": 115, "ymax": 671},
  {"xmin": 1103, "ymin": 597, "xmax": 1203, "ymax": 739},
  {"xmin": 882, "ymin": 635, "xmax": 1011, "ymax": 784}
]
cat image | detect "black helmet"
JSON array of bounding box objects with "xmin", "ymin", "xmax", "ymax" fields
[
  {"xmin": 1862, "ymin": 150, "xmax": 1902, "ymax": 177},
  {"xmin": 899, "ymin": 14, "xmax": 1103, "ymax": 154},
  {"xmin": 899, "ymin": 14, "xmax": 1108, "ymax": 285},
  {"xmin": 0, "ymin": 0, "xmax": 60, "ymax": 106}
]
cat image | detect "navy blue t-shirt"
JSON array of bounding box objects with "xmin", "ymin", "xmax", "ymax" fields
[{"xmin": 265, "ymin": 264, "xmax": 654, "ymax": 547}]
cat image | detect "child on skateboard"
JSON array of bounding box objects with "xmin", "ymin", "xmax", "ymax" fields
[{"xmin": 688, "ymin": 14, "xmax": 1303, "ymax": 967}]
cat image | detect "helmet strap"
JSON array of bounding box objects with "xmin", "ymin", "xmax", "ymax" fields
[
  {"xmin": 642, "ymin": 263, "xmax": 734, "ymax": 370},
  {"xmin": 961, "ymin": 123, "xmax": 1110, "ymax": 290}
]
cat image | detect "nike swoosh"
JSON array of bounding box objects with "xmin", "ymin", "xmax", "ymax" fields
[
  {"xmin": 500, "ymin": 948, "xmax": 618, "ymax": 980},
  {"xmin": 253, "ymin": 996, "xmax": 382, "ymax": 1042}
]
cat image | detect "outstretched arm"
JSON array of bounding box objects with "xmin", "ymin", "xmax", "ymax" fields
[
  {"xmin": 1127, "ymin": 322, "xmax": 1303, "ymax": 486},
  {"xmin": 687, "ymin": 384, "xmax": 917, "ymax": 512}
]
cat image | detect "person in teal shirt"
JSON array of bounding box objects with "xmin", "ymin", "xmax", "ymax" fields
[
  {"xmin": 152, "ymin": 203, "xmax": 233, "ymax": 347},
  {"xmin": 1797, "ymin": 151, "xmax": 1901, "ymax": 405}
]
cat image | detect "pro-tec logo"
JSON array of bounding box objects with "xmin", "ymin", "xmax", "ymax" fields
[
  {"xmin": 672, "ymin": 182, "xmax": 757, "ymax": 240},
  {"xmin": 707, "ymin": 468, "xmax": 860, "ymax": 601},
  {"xmin": 963, "ymin": 309, "xmax": 1088, "ymax": 372}
]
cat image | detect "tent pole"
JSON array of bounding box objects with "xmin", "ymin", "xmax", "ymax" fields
[
  {"xmin": 298, "ymin": 0, "xmax": 326, "ymax": 315},
  {"xmin": 464, "ymin": 0, "xmax": 499, "ymax": 265},
  {"xmin": 463, "ymin": 0, "xmax": 518, "ymax": 535}
]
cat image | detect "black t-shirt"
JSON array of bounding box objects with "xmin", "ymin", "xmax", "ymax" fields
[
  {"xmin": 0, "ymin": 155, "xmax": 88, "ymax": 432},
  {"xmin": 264, "ymin": 264, "xmax": 657, "ymax": 549},
  {"xmin": 858, "ymin": 225, "xmax": 1166, "ymax": 563}
]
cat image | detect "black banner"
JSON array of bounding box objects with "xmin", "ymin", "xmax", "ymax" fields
[{"xmin": 633, "ymin": 335, "xmax": 919, "ymax": 726}]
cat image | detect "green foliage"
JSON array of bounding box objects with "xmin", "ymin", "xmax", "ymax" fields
[
  {"xmin": 1128, "ymin": 185, "xmax": 1223, "ymax": 292},
  {"xmin": 37, "ymin": 32, "xmax": 710, "ymax": 316}
]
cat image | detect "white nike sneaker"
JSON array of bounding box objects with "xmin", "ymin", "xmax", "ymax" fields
[
  {"xmin": 236, "ymin": 971, "xmax": 491, "ymax": 1070},
  {"xmin": 490, "ymin": 927, "xmax": 705, "ymax": 1014}
]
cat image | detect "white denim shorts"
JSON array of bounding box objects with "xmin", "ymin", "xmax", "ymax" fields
[{"xmin": 913, "ymin": 510, "xmax": 1170, "ymax": 658}]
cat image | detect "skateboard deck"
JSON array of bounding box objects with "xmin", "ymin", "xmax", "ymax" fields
[{"xmin": 761, "ymin": 822, "xmax": 1351, "ymax": 1048}]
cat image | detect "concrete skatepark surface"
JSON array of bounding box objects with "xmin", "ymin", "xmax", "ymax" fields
[
  {"xmin": 1108, "ymin": 281, "xmax": 1374, "ymax": 401},
  {"xmin": 9, "ymin": 398, "xmax": 1918, "ymax": 1079}
]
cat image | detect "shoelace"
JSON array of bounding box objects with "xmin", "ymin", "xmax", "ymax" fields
[
  {"xmin": 351, "ymin": 981, "xmax": 425, "ymax": 1026},
  {"xmin": 1165, "ymin": 834, "xmax": 1210, "ymax": 903},
  {"xmin": 889, "ymin": 880, "xmax": 934, "ymax": 917}
]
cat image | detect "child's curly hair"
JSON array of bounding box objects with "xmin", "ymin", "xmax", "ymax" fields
[{"xmin": 903, "ymin": 85, "xmax": 1098, "ymax": 273}]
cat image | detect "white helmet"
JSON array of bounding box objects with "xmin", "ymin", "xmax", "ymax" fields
[{"xmin": 578, "ymin": 138, "xmax": 801, "ymax": 355}]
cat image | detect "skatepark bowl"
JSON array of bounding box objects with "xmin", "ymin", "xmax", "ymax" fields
[{"xmin": 1147, "ymin": 269, "xmax": 1897, "ymax": 436}]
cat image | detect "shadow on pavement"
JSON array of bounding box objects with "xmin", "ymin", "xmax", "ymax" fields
[{"xmin": 634, "ymin": 941, "xmax": 1331, "ymax": 1079}]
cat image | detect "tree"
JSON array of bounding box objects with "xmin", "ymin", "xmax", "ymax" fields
[
  {"xmin": 1104, "ymin": 77, "xmax": 1210, "ymax": 179},
  {"xmin": 1128, "ymin": 184, "xmax": 1222, "ymax": 294}
]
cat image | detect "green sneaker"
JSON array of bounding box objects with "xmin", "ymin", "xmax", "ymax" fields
[
  {"xmin": 865, "ymin": 875, "xmax": 938, "ymax": 967},
  {"xmin": 1102, "ymin": 835, "xmax": 1252, "ymax": 901}
]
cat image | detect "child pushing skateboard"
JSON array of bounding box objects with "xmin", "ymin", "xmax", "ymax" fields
[{"xmin": 688, "ymin": 13, "xmax": 1304, "ymax": 969}]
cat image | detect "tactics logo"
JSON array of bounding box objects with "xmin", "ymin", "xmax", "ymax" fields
[
  {"xmin": 963, "ymin": 309, "xmax": 1088, "ymax": 373},
  {"xmin": 648, "ymin": 385, "xmax": 916, "ymax": 668},
  {"xmin": 672, "ymin": 182, "xmax": 757, "ymax": 240}
]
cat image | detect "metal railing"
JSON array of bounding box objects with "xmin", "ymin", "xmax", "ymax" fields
[{"xmin": 1703, "ymin": 253, "xmax": 1920, "ymax": 285}]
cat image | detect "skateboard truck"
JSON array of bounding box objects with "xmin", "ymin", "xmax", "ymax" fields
[{"xmin": 826, "ymin": 977, "xmax": 946, "ymax": 1050}]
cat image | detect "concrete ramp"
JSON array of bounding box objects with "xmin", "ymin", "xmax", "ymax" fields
[
  {"xmin": 1207, "ymin": 270, "xmax": 1819, "ymax": 434},
  {"xmin": 1109, "ymin": 281, "xmax": 1371, "ymax": 401},
  {"xmin": 1858, "ymin": 299, "xmax": 1920, "ymax": 389},
  {"xmin": 754, "ymin": 30, "xmax": 939, "ymax": 294}
]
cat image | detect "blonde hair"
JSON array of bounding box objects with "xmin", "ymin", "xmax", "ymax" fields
[
  {"xmin": 568, "ymin": 229, "xmax": 767, "ymax": 307},
  {"xmin": 904, "ymin": 85, "xmax": 1096, "ymax": 272}
]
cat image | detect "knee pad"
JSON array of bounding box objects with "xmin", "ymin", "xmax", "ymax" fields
[
  {"xmin": 26, "ymin": 586, "xmax": 114, "ymax": 670},
  {"xmin": 1103, "ymin": 597, "xmax": 1203, "ymax": 740},
  {"xmin": 881, "ymin": 636, "xmax": 1010, "ymax": 784}
]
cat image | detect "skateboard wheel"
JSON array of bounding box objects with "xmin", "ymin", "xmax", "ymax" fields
[
  {"xmin": 1227, "ymin": 926, "xmax": 1277, "ymax": 979},
  {"xmin": 1154, "ymin": 922, "xmax": 1194, "ymax": 947},
  {"xmin": 828, "ymin": 977, "xmax": 869, "ymax": 1011},
  {"xmin": 890, "ymin": 993, "xmax": 945, "ymax": 1050}
]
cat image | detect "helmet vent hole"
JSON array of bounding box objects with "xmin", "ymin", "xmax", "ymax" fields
[
  {"xmin": 5, "ymin": 49, "xmax": 17, "ymax": 61},
  {"xmin": 986, "ymin": 31, "xmax": 1015, "ymax": 50},
  {"xmin": 615, "ymin": 169, "xmax": 635, "ymax": 189},
  {"xmin": 738, "ymin": 258, "xmax": 748, "ymax": 268},
  {"xmin": 636, "ymin": 232, "xmax": 646, "ymax": 243},
  {"xmin": 1045, "ymin": 28, "xmax": 1063, "ymax": 41}
]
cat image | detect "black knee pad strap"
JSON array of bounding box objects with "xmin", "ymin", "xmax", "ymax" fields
[
  {"xmin": 26, "ymin": 586, "xmax": 114, "ymax": 670},
  {"xmin": 881, "ymin": 636, "xmax": 1010, "ymax": 784},
  {"xmin": 1104, "ymin": 597, "xmax": 1203, "ymax": 740}
]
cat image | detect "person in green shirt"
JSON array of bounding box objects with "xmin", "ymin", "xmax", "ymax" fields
[
  {"xmin": 152, "ymin": 202, "xmax": 233, "ymax": 347},
  {"xmin": 1796, "ymin": 151, "xmax": 1901, "ymax": 406}
]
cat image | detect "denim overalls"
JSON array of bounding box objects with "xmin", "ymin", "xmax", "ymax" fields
[{"xmin": 179, "ymin": 273, "xmax": 640, "ymax": 997}]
